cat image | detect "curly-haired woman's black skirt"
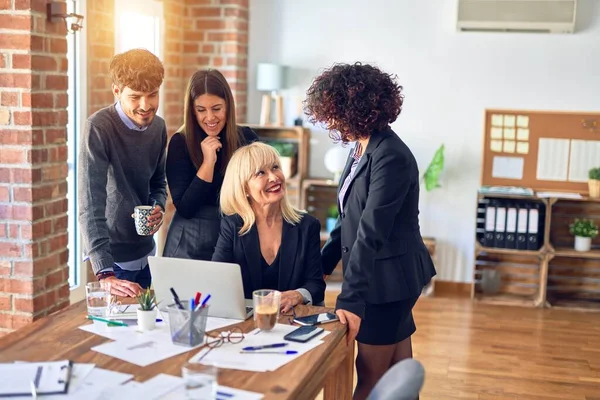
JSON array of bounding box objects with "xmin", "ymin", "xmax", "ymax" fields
[{"xmin": 356, "ymin": 296, "xmax": 419, "ymax": 345}]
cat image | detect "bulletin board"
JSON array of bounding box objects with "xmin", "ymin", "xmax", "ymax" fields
[{"xmin": 481, "ymin": 109, "xmax": 600, "ymax": 194}]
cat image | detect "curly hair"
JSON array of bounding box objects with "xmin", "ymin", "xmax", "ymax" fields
[
  {"xmin": 109, "ymin": 48, "xmax": 164, "ymax": 92},
  {"xmin": 304, "ymin": 62, "xmax": 404, "ymax": 142}
]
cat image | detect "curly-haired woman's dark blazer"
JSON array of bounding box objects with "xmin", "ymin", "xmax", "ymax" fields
[{"xmin": 321, "ymin": 128, "xmax": 437, "ymax": 319}]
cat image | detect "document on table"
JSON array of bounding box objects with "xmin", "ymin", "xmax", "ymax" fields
[
  {"xmin": 80, "ymin": 317, "xmax": 239, "ymax": 341},
  {"xmin": 189, "ymin": 324, "xmax": 329, "ymax": 372},
  {"xmin": 127, "ymin": 374, "xmax": 264, "ymax": 400}
]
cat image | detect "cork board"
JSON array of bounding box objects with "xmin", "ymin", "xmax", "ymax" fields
[{"xmin": 481, "ymin": 109, "xmax": 600, "ymax": 193}]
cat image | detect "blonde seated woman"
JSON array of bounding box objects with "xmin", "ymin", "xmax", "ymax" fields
[{"xmin": 212, "ymin": 142, "xmax": 325, "ymax": 312}]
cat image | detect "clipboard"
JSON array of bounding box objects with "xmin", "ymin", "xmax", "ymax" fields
[{"xmin": 0, "ymin": 360, "xmax": 73, "ymax": 397}]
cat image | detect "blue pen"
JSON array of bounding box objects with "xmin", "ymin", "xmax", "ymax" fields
[
  {"xmin": 242, "ymin": 343, "xmax": 288, "ymax": 351},
  {"xmin": 241, "ymin": 350, "xmax": 298, "ymax": 355},
  {"xmin": 200, "ymin": 294, "xmax": 211, "ymax": 307},
  {"xmin": 190, "ymin": 298, "xmax": 195, "ymax": 311}
]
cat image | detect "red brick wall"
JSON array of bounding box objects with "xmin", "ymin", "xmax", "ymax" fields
[
  {"xmin": 86, "ymin": 0, "xmax": 115, "ymax": 116},
  {"xmin": 0, "ymin": 0, "xmax": 70, "ymax": 335},
  {"xmin": 183, "ymin": 0, "xmax": 249, "ymax": 123}
]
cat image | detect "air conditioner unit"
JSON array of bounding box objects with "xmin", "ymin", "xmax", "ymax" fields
[{"xmin": 457, "ymin": 0, "xmax": 577, "ymax": 33}]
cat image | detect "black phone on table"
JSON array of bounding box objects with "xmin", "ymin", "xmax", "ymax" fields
[
  {"xmin": 292, "ymin": 312, "xmax": 339, "ymax": 326},
  {"xmin": 283, "ymin": 325, "xmax": 324, "ymax": 343}
]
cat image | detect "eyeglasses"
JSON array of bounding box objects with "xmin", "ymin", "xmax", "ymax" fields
[{"xmin": 194, "ymin": 327, "xmax": 245, "ymax": 362}]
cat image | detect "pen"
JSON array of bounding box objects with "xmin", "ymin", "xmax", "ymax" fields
[
  {"xmin": 194, "ymin": 292, "xmax": 201, "ymax": 306},
  {"xmin": 240, "ymin": 350, "xmax": 298, "ymax": 355},
  {"xmin": 87, "ymin": 315, "xmax": 128, "ymax": 327},
  {"xmin": 30, "ymin": 380, "xmax": 37, "ymax": 399},
  {"xmin": 200, "ymin": 294, "xmax": 211, "ymax": 307},
  {"xmin": 242, "ymin": 343, "xmax": 288, "ymax": 351},
  {"xmin": 170, "ymin": 287, "xmax": 185, "ymax": 310}
]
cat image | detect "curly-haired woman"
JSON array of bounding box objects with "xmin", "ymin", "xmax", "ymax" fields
[{"xmin": 305, "ymin": 62, "xmax": 436, "ymax": 400}]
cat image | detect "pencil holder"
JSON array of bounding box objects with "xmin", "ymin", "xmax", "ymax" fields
[{"xmin": 167, "ymin": 301, "xmax": 210, "ymax": 347}]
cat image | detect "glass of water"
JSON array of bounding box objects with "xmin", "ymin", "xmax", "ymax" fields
[
  {"xmin": 85, "ymin": 282, "xmax": 110, "ymax": 317},
  {"xmin": 182, "ymin": 362, "xmax": 218, "ymax": 399}
]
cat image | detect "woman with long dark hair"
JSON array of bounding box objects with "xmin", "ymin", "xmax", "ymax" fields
[{"xmin": 163, "ymin": 69, "xmax": 258, "ymax": 260}]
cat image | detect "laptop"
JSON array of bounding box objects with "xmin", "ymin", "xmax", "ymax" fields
[{"xmin": 148, "ymin": 256, "xmax": 254, "ymax": 320}]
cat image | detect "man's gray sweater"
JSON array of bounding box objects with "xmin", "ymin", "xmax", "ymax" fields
[{"xmin": 78, "ymin": 104, "xmax": 167, "ymax": 275}]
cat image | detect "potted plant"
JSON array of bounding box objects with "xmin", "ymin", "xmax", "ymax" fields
[
  {"xmin": 588, "ymin": 167, "xmax": 600, "ymax": 198},
  {"xmin": 136, "ymin": 288, "xmax": 158, "ymax": 331},
  {"xmin": 569, "ymin": 218, "xmax": 598, "ymax": 252},
  {"xmin": 270, "ymin": 142, "xmax": 296, "ymax": 179},
  {"xmin": 326, "ymin": 205, "xmax": 339, "ymax": 233}
]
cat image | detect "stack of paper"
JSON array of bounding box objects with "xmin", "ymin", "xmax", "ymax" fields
[
  {"xmin": 80, "ymin": 317, "xmax": 240, "ymax": 367},
  {"xmin": 189, "ymin": 324, "xmax": 329, "ymax": 372}
]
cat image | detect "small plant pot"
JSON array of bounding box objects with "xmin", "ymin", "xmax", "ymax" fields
[
  {"xmin": 574, "ymin": 236, "xmax": 592, "ymax": 252},
  {"xmin": 137, "ymin": 307, "xmax": 157, "ymax": 331},
  {"xmin": 589, "ymin": 179, "xmax": 600, "ymax": 198},
  {"xmin": 279, "ymin": 156, "xmax": 296, "ymax": 179}
]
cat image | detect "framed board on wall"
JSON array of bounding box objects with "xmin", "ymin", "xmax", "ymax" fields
[{"xmin": 481, "ymin": 109, "xmax": 600, "ymax": 193}]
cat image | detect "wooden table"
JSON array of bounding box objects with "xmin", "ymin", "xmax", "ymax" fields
[{"xmin": 0, "ymin": 301, "xmax": 354, "ymax": 399}]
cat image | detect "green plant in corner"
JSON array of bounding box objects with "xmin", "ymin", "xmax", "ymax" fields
[
  {"xmin": 569, "ymin": 218, "xmax": 598, "ymax": 238},
  {"xmin": 422, "ymin": 144, "xmax": 445, "ymax": 192},
  {"xmin": 327, "ymin": 204, "xmax": 339, "ymax": 219},
  {"xmin": 136, "ymin": 288, "xmax": 158, "ymax": 311},
  {"xmin": 269, "ymin": 142, "xmax": 296, "ymax": 158},
  {"xmin": 589, "ymin": 167, "xmax": 600, "ymax": 180}
]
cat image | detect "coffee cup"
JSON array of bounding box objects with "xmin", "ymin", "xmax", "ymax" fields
[
  {"xmin": 252, "ymin": 289, "xmax": 281, "ymax": 331},
  {"xmin": 134, "ymin": 205, "xmax": 153, "ymax": 236}
]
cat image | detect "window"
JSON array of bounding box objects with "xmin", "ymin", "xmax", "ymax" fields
[
  {"xmin": 114, "ymin": 0, "xmax": 165, "ymax": 118},
  {"xmin": 67, "ymin": 0, "xmax": 88, "ymax": 302}
]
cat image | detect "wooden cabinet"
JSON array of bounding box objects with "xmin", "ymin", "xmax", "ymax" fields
[
  {"xmin": 244, "ymin": 125, "xmax": 310, "ymax": 208},
  {"xmin": 473, "ymin": 193, "xmax": 600, "ymax": 311}
]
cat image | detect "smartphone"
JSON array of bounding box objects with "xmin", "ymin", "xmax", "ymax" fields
[
  {"xmin": 292, "ymin": 312, "xmax": 339, "ymax": 326},
  {"xmin": 283, "ymin": 325, "xmax": 324, "ymax": 343}
]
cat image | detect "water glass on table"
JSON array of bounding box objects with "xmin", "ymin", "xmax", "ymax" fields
[
  {"xmin": 252, "ymin": 289, "xmax": 281, "ymax": 332},
  {"xmin": 86, "ymin": 282, "xmax": 111, "ymax": 318},
  {"xmin": 182, "ymin": 362, "xmax": 218, "ymax": 399}
]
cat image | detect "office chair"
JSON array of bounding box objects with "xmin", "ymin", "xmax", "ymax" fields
[{"xmin": 366, "ymin": 358, "xmax": 425, "ymax": 400}]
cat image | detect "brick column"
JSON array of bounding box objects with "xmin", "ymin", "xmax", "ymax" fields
[
  {"xmin": 184, "ymin": 0, "xmax": 249, "ymax": 122},
  {"xmin": 86, "ymin": 0, "xmax": 114, "ymax": 116},
  {"xmin": 0, "ymin": 0, "xmax": 70, "ymax": 335}
]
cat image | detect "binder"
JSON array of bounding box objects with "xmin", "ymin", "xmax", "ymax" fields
[
  {"xmin": 494, "ymin": 202, "xmax": 507, "ymax": 248},
  {"xmin": 527, "ymin": 204, "xmax": 540, "ymax": 250},
  {"xmin": 505, "ymin": 204, "xmax": 517, "ymax": 249},
  {"xmin": 484, "ymin": 201, "xmax": 496, "ymax": 247},
  {"xmin": 0, "ymin": 360, "xmax": 72, "ymax": 397},
  {"xmin": 516, "ymin": 204, "xmax": 529, "ymax": 250}
]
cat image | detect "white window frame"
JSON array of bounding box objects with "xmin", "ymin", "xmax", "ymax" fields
[
  {"xmin": 68, "ymin": 0, "xmax": 88, "ymax": 303},
  {"xmin": 113, "ymin": 0, "xmax": 165, "ymax": 118}
]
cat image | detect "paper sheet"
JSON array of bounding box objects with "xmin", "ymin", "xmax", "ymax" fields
[
  {"xmin": 57, "ymin": 368, "xmax": 133, "ymax": 400},
  {"xmin": 503, "ymin": 115, "xmax": 515, "ymax": 127},
  {"xmin": 536, "ymin": 138, "xmax": 570, "ymax": 181},
  {"xmin": 96, "ymin": 374, "xmax": 183, "ymax": 400},
  {"xmin": 490, "ymin": 127, "xmax": 503, "ymax": 139},
  {"xmin": 492, "ymin": 156, "xmax": 524, "ymax": 180},
  {"xmin": 516, "ymin": 128, "xmax": 529, "ymax": 141},
  {"xmin": 536, "ymin": 191, "xmax": 582, "ymax": 199},
  {"xmin": 517, "ymin": 115, "xmax": 529, "ymax": 128},
  {"xmin": 90, "ymin": 325, "xmax": 205, "ymax": 367},
  {"xmin": 568, "ymin": 139, "xmax": 600, "ymax": 182},
  {"xmin": 491, "ymin": 114, "xmax": 503, "ymax": 126},
  {"xmin": 503, "ymin": 128, "xmax": 515, "ymax": 140},
  {"xmin": 503, "ymin": 140, "xmax": 515, "ymax": 153},
  {"xmin": 516, "ymin": 142, "xmax": 529, "ymax": 154},
  {"xmin": 189, "ymin": 324, "xmax": 330, "ymax": 372},
  {"xmin": 490, "ymin": 140, "xmax": 502, "ymax": 152}
]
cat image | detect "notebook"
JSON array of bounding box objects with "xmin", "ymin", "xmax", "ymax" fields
[{"xmin": 0, "ymin": 360, "xmax": 73, "ymax": 397}]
